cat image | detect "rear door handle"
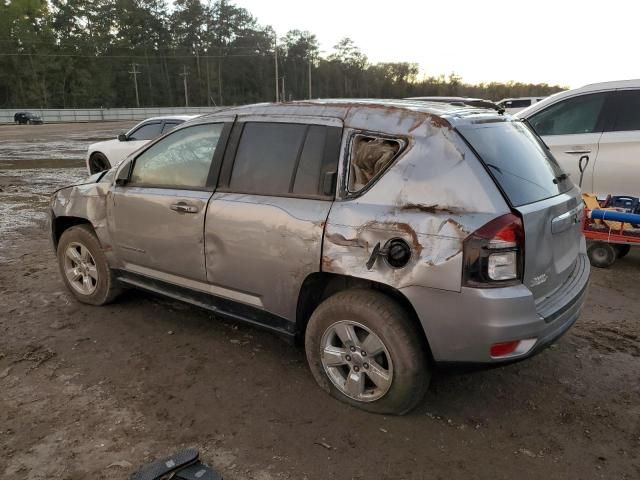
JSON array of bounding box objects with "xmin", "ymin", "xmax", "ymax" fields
[
  {"xmin": 170, "ymin": 202, "xmax": 199, "ymax": 214},
  {"xmin": 564, "ymin": 149, "xmax": 591, "ymax": 154}
]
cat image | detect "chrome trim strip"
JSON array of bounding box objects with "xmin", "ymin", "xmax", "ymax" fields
[
  {"xmin": 123, "ymin": 263, "xmax": 264, "ymax": 308},
  {"xmin": 551, "ymin": 204, "xmax": 583, "ymax": 234}
]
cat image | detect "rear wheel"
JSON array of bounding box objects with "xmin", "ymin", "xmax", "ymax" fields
[
  {"xmin": 88, "ymin": 152, "xmax": 111, "ymax": 174},
  {"xmin": 305, "ymin": 289, "xmax": 430, "ymax": 415},
  {"xmin": 587, "ymin": 242, "xmax": 617, "ymax": 268},
  {"xmin": 57, "ymin": 225, "xmax": 121, "ymax": 305}
]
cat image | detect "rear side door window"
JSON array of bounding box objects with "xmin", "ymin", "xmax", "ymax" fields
[
  {"xmin": 128, "ymin": 122, "xmax": 162, "ymax": 140},
  {"xmin": 608, "ymin": 90, "xmax": 640, "ymax": 132},
  {"xmin": 528, "ymin": 93, "xmax": 608, "ymax": 136},
  {"xmin": 226, "ymin": 122, "xmax": 341, "ymax": 198},
  {"xmin": 130, "ymin": 124, "xmax": 224, "ymax": 189}
]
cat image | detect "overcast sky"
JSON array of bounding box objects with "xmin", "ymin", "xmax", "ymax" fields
[{"xmin": 232, "ymin": 0, "xmax": 638, "ymax": 88}]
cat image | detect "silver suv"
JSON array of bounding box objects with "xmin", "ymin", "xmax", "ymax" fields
[{"xmin": 50, "ymin": 100, "xmax": 590, "ymax": 414}]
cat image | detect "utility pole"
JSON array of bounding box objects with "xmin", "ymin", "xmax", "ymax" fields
[
  {"xmin": 206, "ymin": 57, "xmax": 211, "ymax": 107},
  {"xmin": 274, "ymin": 32, "xmax": 279, "ymax": 102},
  {"xmin": 179, "ymin": 65, "xmax": 189, "ymax": 107},
  {"xmin": 281, "ymin": 75, "xmax": 285, "ymax": 103},
  {"xmin": 129, "ymin": 63, "xmax": 141, "ymax": 107},
  {"xmin": 308, "ymin": 59, "xmax": 312, "ymax": 99}
]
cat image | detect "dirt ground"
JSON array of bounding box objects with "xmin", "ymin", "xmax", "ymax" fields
[{"xmin": 0, "ymin": 122, "xmax": 639, "ymax": 480}]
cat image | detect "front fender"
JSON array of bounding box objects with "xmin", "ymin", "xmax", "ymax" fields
[{"xmin": 50, "ymin": 178, "xmax": 120, "ymax": 267}]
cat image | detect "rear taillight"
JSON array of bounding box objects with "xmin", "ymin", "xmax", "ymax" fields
[{"xmin": 463, "ymin": 213, "xmax": 524, "ymax": 287}]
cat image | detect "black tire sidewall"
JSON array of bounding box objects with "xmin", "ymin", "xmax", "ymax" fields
[
  {"xmin": 57, "ymin": 225, "xmax": 116, "ymax": 305},
  {"xmin": 305, "ymin": 289, "xmax": 430, "ymax": 415},
  {"xmin": 588, "ymin": 242, "xmax": 617, "ymax": 268},
  {"xmin": 90, "ymin": 153, "xmax": 111, "ymax": 174}
]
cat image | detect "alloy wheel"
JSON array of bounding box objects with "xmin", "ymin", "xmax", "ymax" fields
[
  {"xmin": 320, "ymin": 320, "xmax": 393, "ymax": 402},
  {"xmin": 63, "ymin": 242, "xmax": 98, "ymax": 295}
]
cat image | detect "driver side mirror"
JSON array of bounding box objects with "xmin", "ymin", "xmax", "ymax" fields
[{"xmin": 117, "ymin": 133, "xmax": 127, "ymax": 142}]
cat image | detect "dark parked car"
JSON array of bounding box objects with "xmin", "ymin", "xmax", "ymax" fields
[{"xmin": 14, "ymin": 112, "xmax": 43, "ymax": 125}]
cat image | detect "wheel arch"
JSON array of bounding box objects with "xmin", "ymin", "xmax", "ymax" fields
[
  {"xmin": 52, "ymin": 216, "xmax": 94, "ymax": 250},
  {"xmin": 295, "ymin": 272, "xmax": 434, "ymax": 361}
]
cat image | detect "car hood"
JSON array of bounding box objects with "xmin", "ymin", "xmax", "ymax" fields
[{"xmin": 88, "ymin": 138, "xmax": 119, "ymax": 152}]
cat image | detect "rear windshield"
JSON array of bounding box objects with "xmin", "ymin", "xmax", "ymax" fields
[{"xmin": 458, "ymin": 120, "xmax": 572, "ymax": 207}]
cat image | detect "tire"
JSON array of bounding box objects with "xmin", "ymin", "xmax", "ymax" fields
[
  {"xmin": 57, "ymin": 224, "xmax": 121, "ymax": 305},
  {"xmin": 305, "ymin": 289, "xmax": 430, "ymax": 415},
  {"xmin": 587, "ymin": 242, "xmax": 617, "ymax": 268},
  {"xmin": 88, "ymin": 152, "xmax": 111, "ymax": 174},
  {"xmin": 615, "ymin": 244, "xmax": 631, "ymax": 258}
]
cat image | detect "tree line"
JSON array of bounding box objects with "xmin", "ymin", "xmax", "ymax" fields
[{"xmin": 0, "ymin": 0, "xmax": 564, "ymax": 109}]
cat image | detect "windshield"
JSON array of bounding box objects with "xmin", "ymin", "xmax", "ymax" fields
[{"xmin": 458, "ymin": 120, "xmax": 572, "ymax": 207}]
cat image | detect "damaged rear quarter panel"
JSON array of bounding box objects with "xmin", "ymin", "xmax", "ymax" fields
[{"xmin": 323, "ymin": 123, "xmax": 509, "ymax": 292}]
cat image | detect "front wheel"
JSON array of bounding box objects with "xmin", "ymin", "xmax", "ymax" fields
[
  {"xmin": 57, "ymin": 224, "xmax": 121, "ymax": 305},
  {"xmin": 305, "ymin": 289, "xmax": 430, "ymax": 415},
  {"xmin": 88, "ymin": 152, "xmax": 111, "ymax": 174}
]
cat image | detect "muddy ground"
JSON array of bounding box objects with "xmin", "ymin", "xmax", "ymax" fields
[{"xmin": 0, "ymin": 122, "xmax": 638, "ymax": 480}]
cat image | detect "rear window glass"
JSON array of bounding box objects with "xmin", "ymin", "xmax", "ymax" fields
[{"xmin": 458, "ymin": 121, "xmax": 572, "ymax": 207}]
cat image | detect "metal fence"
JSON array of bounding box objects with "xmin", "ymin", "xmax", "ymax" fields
[{"xmin": 0, "ymin": 107, "xmax": 223, "ymax": 124}]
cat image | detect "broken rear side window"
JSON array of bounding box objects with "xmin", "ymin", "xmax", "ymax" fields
[{"xmin": 349, "ymin": 135, "xmax": 402, "ymax": 192}]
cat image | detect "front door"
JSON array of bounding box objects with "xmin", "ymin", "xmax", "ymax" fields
[
  {"xmin": 109, "ymin": 122, "xmax": 228, "ymax": 282},
  {"xmin": 528, "ymin": 92, "xmax": 610, "ymax": 193},
  {"xmin": 205, "ymin": 119, "xmax": 342, "ymax": 321}
]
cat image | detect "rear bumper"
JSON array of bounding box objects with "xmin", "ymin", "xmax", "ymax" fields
[{"xmin": 401, "ymin": 253, "xmax": 590, "ymax": 364}]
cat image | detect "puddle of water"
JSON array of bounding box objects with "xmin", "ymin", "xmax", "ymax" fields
[
  {"xmin": 0, "ymin": 159, "xmax": 85, "ymax": 170},
  {"xmin": 0, "ymin": 167, "xmax": 86, "ymax": 253},
  {"xmin": 0, "ymin": 125, "xmax": 124, "ymax": 161}
]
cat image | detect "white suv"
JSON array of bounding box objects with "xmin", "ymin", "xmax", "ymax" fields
[
  {"xmin": 516, "ymin": 80, "xmax": 640, "ymax": 198},
  {"xmin": 86, "ymin": 115, "xmax": 197, "ymax": 174}
]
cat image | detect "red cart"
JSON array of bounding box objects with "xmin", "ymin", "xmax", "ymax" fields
[{"xmin": 582, "ymin": 193, "xmax": 640, "ymax": 267}]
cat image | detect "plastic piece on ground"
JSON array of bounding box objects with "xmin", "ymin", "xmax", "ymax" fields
[
  {"xmin": 175, "ymin": 462, "xmax": 223, "ymax": 480},
  {"xmin": 130, "ymin": 448, "xmax": 199, "ymax": 480}
]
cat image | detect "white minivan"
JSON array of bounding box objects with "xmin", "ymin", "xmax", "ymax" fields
[{"xmin": 516, "ymin": 80, "xmax": 640, "ymax": 198}]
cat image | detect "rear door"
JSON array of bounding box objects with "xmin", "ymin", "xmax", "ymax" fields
[
  {"xmin": 109, "ymin": 121, "xmax": 232, "ymax": 281},
  {"xmin": 527, "ymin": 92, "xmax": 610, "ymax": 193},
  {"xmin": 458, "ymin": 120, "xmax": 583, "ymax": 301},
  {"xmin": 592, "ymin": 89, "xmax": 640, "ymax": 197},
  {"xmin": 204, "ymin": 117, "xmax": 342, "ymax": 321}
]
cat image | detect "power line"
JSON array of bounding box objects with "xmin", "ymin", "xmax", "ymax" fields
[{"xmin": 0, "ymin": 52, "xmax": 271, "ymax": 59}]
